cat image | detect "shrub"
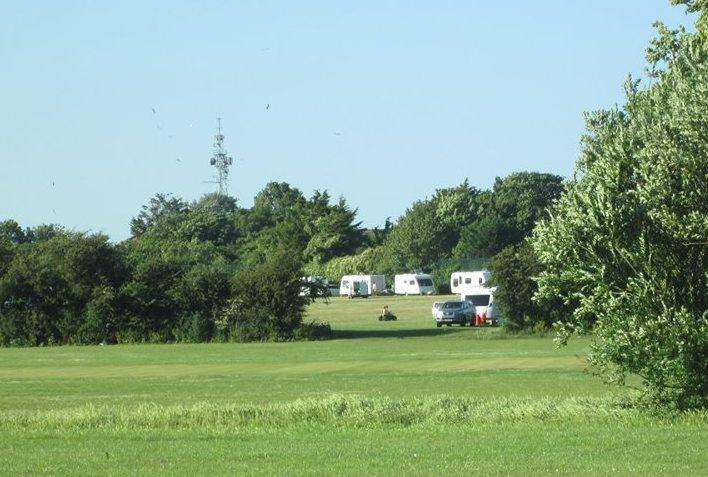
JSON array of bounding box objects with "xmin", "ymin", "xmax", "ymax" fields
[
  {"xmin": 0, "ymin": 232, "xmax": 123, "ymax": 345},
  {"xmin": 74, "ymin": 285, "xmax": 119, "ymax": 344},
  {"xmin": 313, "ymin": 246, "xmax": 393, "ymax": 284},
  {"xmin": 489, "ymin": 242, "xmax": 568, "ymax": 332},
  {"xmin": 172, "ymin": 313, "xmax": 214, "ymax": 343},
  {"xmin": 217, "ymin": 250, "xmax": 310, "ymax": 342},
  {"xmin": 118, "ymin": 238, "xmax": 233, "ymax": 343},
  {"xmin": 531, "ymin": 15, "xmax": 708, "ymax": 408},
  {"xmin": 294, "ymin": 321, "xmax": 333, "ymax": 341}
]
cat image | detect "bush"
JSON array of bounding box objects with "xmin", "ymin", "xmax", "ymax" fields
[
  {"xmin": 118, "ymin": 238, "xmax": 233, "ymax": 343},
  {"xmin": 489, "ymin": 242, "xmax": 567, "ymax": 332},
  {"xmin": 172, "ymin": 313, "xmax": 214, "ymax": 343},
  {"xmin": 312, "ymin": 246, "xmax": 393, "ymax": 284},
  {"xmin": 294, "ymin": 321, "xmax": 333, "ymax": 340},
  {"xmin": 74, "ymin": 286, "xmax": 119, "ymax": 344},
  {"xmin": 0, "ymin": 232, "xmax": 123, "ymax": 346},
  {"xmin": 217, "ymin": 250, "xmax": 311, "ymax": 342},
  {"xmin": 531, "ymin": 15, "xmax": 708, "ymax": 408}
]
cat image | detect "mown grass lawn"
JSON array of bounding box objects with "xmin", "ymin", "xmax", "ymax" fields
[{"xmin": 0, "ymin": 295, "xmax": 705, "ymax": 475}]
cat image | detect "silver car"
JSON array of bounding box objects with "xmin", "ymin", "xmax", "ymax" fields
[{"xmin": 432, "ymin": 300, "xmax": 474, "ymax": 327}]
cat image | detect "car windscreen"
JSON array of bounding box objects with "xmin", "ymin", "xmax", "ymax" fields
[
  {"xmin": 417, "ymin": 278, "xmax": 433, "ymax": 286},
  {"xmin": 468, "ymin": 295, "xmax": 490, "ymax": 306},
  {"xmin": 442, "ymin": 302, "xmax": 463, "ymax": 309}
]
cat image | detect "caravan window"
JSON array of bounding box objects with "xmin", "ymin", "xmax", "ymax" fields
[
  {"xmin": 342, "ymin": 280, "xmax": 349, "ymax": 287},
  {"xmin": 464, "ymin": 277, "xmax": 472, "ymax": 284},
  {"xmin": 409, "ymin": 280, "xmax": 415, "ymax": 285},
  {"xmin": 468, "ymin": 295, "xmax": 490, "ymax": 306},
  {"xmin": 452, "ymin": 278, "xmax": 459, "ymax": 287},
  {"xmin": 417, "ymin": 278, "xmax": 433, "ymax": 286}
]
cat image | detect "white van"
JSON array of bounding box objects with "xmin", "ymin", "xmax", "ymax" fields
[
  {"xmin": 394, "ymin": 273, "xmax": 436, "ymax": 295},
  {"xmin": 339, "ymin": 275, "xmax": 386, "ymax": 298},
  {"xmin": 461, "ymin": 286, "xmax": 498, "ymax": 325},
  {"xmin": 450, "ymin": 270, "xmax": 491, "ymax": 295}
]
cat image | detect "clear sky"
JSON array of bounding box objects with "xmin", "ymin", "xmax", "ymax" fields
[{"xmin": 0, "ymin": 1, "xmax": 697, "ymax": 241}]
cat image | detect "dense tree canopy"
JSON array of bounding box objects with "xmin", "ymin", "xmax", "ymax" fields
[
  {"xmin": 0, "ymin": 230, "xmax": 124, "ymax": 345},
  {"xmin": 383, "ymin": 181, "xmax": 483, "ymax": 272},
  {"xmin": 454, "ymin": 172, "xmax": 564, "ymax": 258},
  {"xmin": 531, "ymin": 9, "xmax": 707, "ymax": 407},
  {"xmin": 1, "ymin": 165, "xmax": 565, "ymax": 345},
  {"xmin": 130, "ymin": 193, "xmax": 189, "ymax": 238},
  {"xmin": 0, "ymin": 179, "xmax": 369, "ymax": 344}
]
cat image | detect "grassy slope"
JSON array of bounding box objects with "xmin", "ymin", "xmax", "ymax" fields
[{"xmin": 0, "ymin": 295, "xmax": 705, "ymax": 475}]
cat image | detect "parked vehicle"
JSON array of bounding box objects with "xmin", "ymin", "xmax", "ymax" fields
[
  {"xmin": 450, "ymin": 270, "xmax": 499, "ymax": 326},
  {"xmin": 432, "ymin": 300, "xmax": 474, "ymax": 327},
  {"xmin": 462, "ymin": 290, "xmax": 498, "ymax": 326},
  {"xmin": 394, "ymin": 273, "xmax": 436, "ymax": 295},
  {"xmin": 339, "ymin": 274, "xmax": 386, "ymax": 298},
  {"xmin": 450, "ymin": 270, "xmax": 491, "ymax": 295}
]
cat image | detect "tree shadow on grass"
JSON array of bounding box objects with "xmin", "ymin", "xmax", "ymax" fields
[{"xmin": 332, "ymin": 327, "xmax": 467, "ymax": 340}]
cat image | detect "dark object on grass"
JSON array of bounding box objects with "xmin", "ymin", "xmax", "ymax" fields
[{"xmin": 378, "ymin": 305, "xmax": 397, "ymax": 321}]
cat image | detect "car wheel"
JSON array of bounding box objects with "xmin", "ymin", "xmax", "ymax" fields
[
  {"xmin": 460, "ymin": 320, "xmax": 466, "ymax": 327},
  {"xmin": 436, "ymin": 323, "xmax": 442, "ymax": 328}
]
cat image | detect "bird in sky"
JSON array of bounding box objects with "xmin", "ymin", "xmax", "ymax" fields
[
  {"xmin": 333, "ymin": 131, "xmax": 342, "ymax": 136},
  {"xmin": 266, "ymin": 103, "xmax": 270, "ymax": 110},
  {"xmin": 151, "ymin": 108, "xmax": 157, "ymax": 114},
  {"xmin": 50, "ymin": 180, "xmax": 55, "ymax": 187},
  {"xmin": 176, "ymin": 158, "xmax": 182, "ymax": 163}
]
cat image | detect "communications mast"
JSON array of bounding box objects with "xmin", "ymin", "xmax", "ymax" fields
[{"xmin": 208, "ymin": 117, "xmax": 234, "ymax": 195}]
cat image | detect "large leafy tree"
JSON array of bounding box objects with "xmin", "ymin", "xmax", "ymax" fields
[
  {"xmin": 531, "ymin": 7, "xmax": 707, "ymax": 408},
  {"xmin": 454, "ymin": 172, "xmax": 564, "ymax": 258},
  {"xmin": 303, "ymin": 197, "xmax": 364, "ymax": 264},
  {"xmin": 384, "ymin": 199, "xmax": 443, "ymax": 271},
  {"xmin": 253, "ymin": 181, "xmax": 306, "ymax": 219},
  {"xmin": 130, "ymin": 193, "xmax": 189, "ymax": 238},
  {"xmin": 385, "ymin": 181, "xmax": 482, "ymax": 271}
]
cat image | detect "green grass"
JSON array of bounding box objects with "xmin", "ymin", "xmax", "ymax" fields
[{"xmin": 0, "ymin": 295, "xmax": 706, "ymax": 475}]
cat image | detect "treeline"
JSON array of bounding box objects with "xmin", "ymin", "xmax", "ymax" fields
[
  {"xmin": 0, "ymin": 171, "xmax": 563, "ymax": 346},
  {"xmin": 306, "ymin": 172, "xmax": 564, "ymax": 294},
  {"xmin": 0, "ymin": 190, "xmax": 358, "ymax": 346}
]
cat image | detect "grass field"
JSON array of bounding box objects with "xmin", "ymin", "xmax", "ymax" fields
[{"xmin": 0, "ymin": 295, "xmax": 706, "ymax": 475}]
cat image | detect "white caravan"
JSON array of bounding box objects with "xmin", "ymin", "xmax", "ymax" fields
[
  {"xmin": 450, "ymin": 270, "xmax": 491, "ymax": 295},
  {"xmin": 394, "ymin": 273, "xmax": 436, "ymax": 295},
  {"xmin": 461, "ymin": 287, "xmax": 498, "ymax": 325},
  {"xmin": 339, "ymin": 275, "xmax": 386, "ymax": 298},
  {"xmin": 453, "ymin": 270, "xmax": 497, "ymax": 324}
]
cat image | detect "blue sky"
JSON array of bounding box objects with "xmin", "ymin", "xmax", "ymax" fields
[{"xmin": 0, "ymin": 1, "xmax": 696, "ymax": 240}]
